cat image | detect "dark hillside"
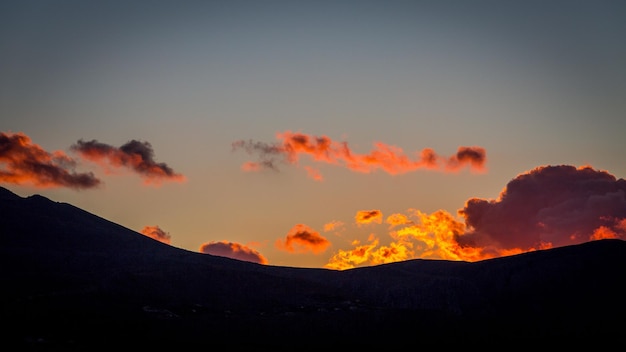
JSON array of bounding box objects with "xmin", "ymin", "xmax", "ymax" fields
[{"xmin": 1, "ymin": 187, "xmax": 624, "ymax": 349}]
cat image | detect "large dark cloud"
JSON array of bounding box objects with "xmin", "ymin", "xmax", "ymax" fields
[{"xmin": 457, "ymin": 165, "xmax": 626, "ymax": 251}]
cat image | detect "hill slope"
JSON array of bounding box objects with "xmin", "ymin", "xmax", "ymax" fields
[{"xmin": 1, "ymin": 187, "xmax": 624, "ymax": 349}]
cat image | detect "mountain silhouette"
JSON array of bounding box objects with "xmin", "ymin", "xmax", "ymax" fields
[{"xmin": 1, "ymin": 186, "xmax": 624, "ymax": 349}]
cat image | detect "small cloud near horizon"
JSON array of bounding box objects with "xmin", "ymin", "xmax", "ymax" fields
[
  {"xmin": 199, "ymin": 240, "xmax": 268, "ymax": 265},
  {"xmin": 275, "ymin": 224, "xmax": 331, "ymax": 254},
  {"xmin": 140, "ymin": 225, "xmax": 171, "ymax": 245}
]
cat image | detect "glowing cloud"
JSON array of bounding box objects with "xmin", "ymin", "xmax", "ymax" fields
[
  {"xmin": 323, "ymin": 220, "xmax": 344, "ymax": 232},
  {"xmin": 140, "ymin": 225, "xmax": 171, "ymax": 245},
  {"xmin": 325, "ymin": 233, "xmax": 415, "ymax": 269},
  {"xmin": 325, "ymin": 237, "xmax": 380, "ymax": 270},
  {"xmin": 355, "ymin": 209, "xmax": 383, "ymax": 225},
  {"xmin": 199, "ymin": 241, "xmax": 268, "ymax": 264},
  {"xmin": 232, "ymin": 131, "xmax": 486, "ymax": 180},
  {"xmin": 275, "ymin": 224, "xmax": 331, "ymax": 254},
  {"xmin": 71, "ymin": 139, "xmax": 186, "ymax": 186},
  {"xmin": 0, "ymin": 131, "xmax": 101, "ymax": 189},
  {"xmin": 325, "ymin": 165, "xmax": 626, "ymax": 270},
  {"xmin": 326, "ymin": 209, "xmax": 476, "ymax": 270},
  {"xmin": 385, "ymin": 213, "xmax": 412, "ymax": 228}
]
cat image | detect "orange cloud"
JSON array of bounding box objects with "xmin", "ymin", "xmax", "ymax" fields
[
  {"xmin": 275, "ymin": 224, "xmax": 331, "ymax": 254},
  {"xmin": 140, "ymin": 225, "xmax": 171, "ymax": 244},
  {"xmin": 385, "ymin": 213, "xmax": 412, "ymax": 228},
  {"xmin": 369, "ymin": 240, "xmax": 414, "ymax": 265},
  {"xmin": 199, "ymin": 241, "xmax": 268, "ymax": 264},
  {"xmin": 391, "ymin": 209, "xmax": 489, "ymax": 262},
  {"xmin": 355, "ymin": 209, "xmax": 383, "ymax": 225},
  {"xmin": 0, "ymin": 131, "xmax": 101, "ymax": 189},
  {"xmin": 325, "ymin": 237, "xmax": 379, "ymax": 270},
  {"xmin": 232, "ymin": 131, "xmax": 486, "ymax": 180},
  {"xmin": 71, "ymin": 139, "xmax": 186, "ymax": 186},
  {"xmin": 325, "ymin": 164, "xmax": 626, "ymax": 270},
  {"xmin": 591, "ymin": 226, "xmax": 620, "ymax": 240},
  {"xmin": 323, "ymin": 220, "xmax": 344, "ymax": 232},
  {"xmin": 326, "ymin": 210, "xmax": 480, "ymax": 270},
  {"xmin": 304, "ymin": 166, "xmax": 323, "ymax": 181},
  {"xmin": 241, "ymin": 161, "xmax": 262, "ymax": 172},
  {"xmin": 592, "ymin": 218, "xmax": 626, "ymax": 240}
]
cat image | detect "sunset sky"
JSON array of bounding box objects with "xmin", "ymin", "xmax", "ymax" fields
[{"xmin": 2, "ymin": 0, "xmax": 625, "ymax": 269}]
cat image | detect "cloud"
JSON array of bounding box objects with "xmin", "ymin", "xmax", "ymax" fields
[
  {"xmin": 325, "ymin": 165, "xmax": 626, "ymax": 269},
  {"xmin": 447, "ymin": 146, "xmax": 488, "ymax": 172},
  {"xmin": 385, "ymin": 213, "xmax": 412, "ymax": 228},
  {"xmin": 199, "ymin": 241, "xmax": 268, "ymax": 264},
  {"xmin": 140, "ymin": 225, "xmax": 171, "ymax": 244},
  {"xmin": 456, "ymin": 164, "xmax": 626, "ymax": 254},
  {"xmin": 355, "ymin": 209, "xmax": 383, "ymax": 225},
  {"xmin": 323, "ymin": 220, "xmax": 344, "ymax": 232},
  {"xmin": 231, "ymin": 140, "xmax": 282, "ymax": 171},
  {"xmin": 303, "ymin": 166, "xmax": 323, "ymax": 181},
  {"xmin": 325, "ymin": 237, "xmax": 380, "ymax": 270},
  {"xmin": 326, "ymin": 210, "xmax": 467, "ymax": 269},
  {"xmin": 275, "ymin": 224, "xmax": 331, "ymax": 254},
  {"xmin": 232, "ymin": 131, "xmax": 486, "ymax": 180},
  {"xmin": 70, "ymin": 139, "xmax": 186, "ymax": 186},
  {"xmin": 0, "ymin": 131, "xmax": 101, "ymax": 189}
]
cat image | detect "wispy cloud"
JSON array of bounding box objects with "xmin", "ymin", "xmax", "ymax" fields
[
  {"xmin": 232, "ymin": 131, "xmax": 486, "ymax": 180},
  {"xmin": 71, "ymin": 139, "xmax": 186, "ymax": 186},
  {"xmin": 323, "ymin": 220, "xmax": 344, "ymax": 232},
  {"xmin": 0, "ymin": 131, "xmax": 101, "ymax": 189}
]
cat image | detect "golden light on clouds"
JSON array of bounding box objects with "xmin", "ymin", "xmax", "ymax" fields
[
  {"xmin": 275, "ymin": 224, "xmax": 331, "ymax": 254},
  {"xmin": 140, "ymin": 225, "xmax": 171, "ymax": 245},
  {"xmin": 3, "ymin": 131, "xmax": 626, "ymax": 270},
  {"xmin": 0, "ymin": 132, "xmax": 100, "ymax": 189},
  {"xmin": 233, "ymin": 131, "xmax": 487, "ymax": 181},
  {"xmin": 355, "ymin": 209, "xmax": 383, "ymax": 225}
]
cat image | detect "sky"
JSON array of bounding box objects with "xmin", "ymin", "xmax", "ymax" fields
[{"xmin": 1, "ymin": 0, "xmax": 625, "ymax": 269}]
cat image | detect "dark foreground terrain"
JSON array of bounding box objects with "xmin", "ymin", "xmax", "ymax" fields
[{"xmin": 1, "ymin": 186, "xmax": 625, "ymax": 349}]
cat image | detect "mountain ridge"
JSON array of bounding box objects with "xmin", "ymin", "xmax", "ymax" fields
[{"xmin": 1, "ymin": 186, "xmax": 624, "ymax": 348}]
